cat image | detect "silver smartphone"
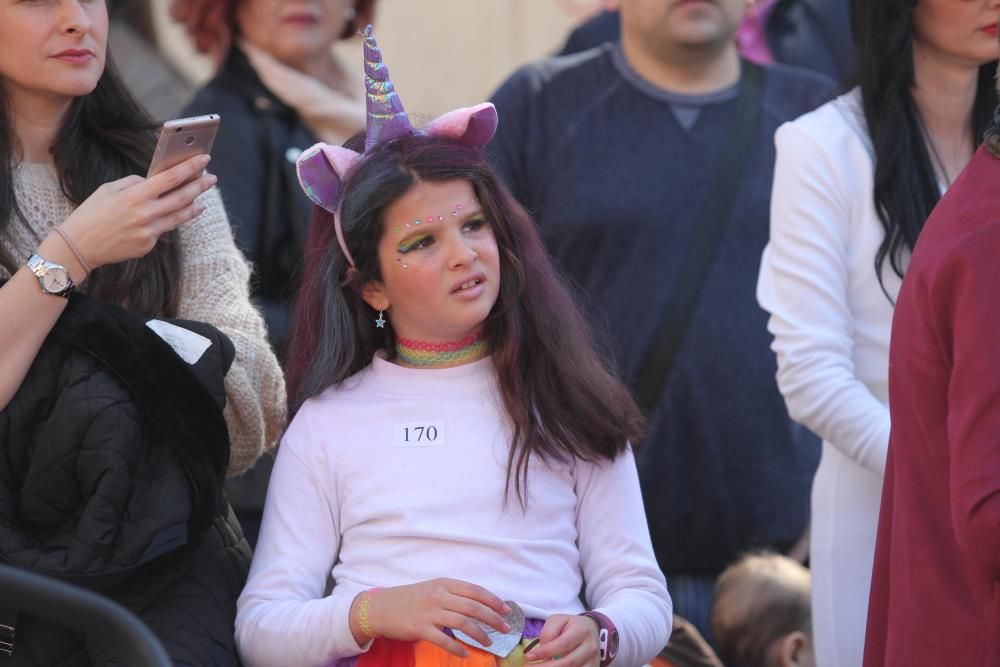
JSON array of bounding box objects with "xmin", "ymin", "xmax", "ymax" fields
[{"xmin": 147, "ymin": 114, "xmax": 221, "ymax": 178}]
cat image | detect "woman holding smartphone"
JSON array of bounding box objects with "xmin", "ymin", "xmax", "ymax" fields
[{"xmin": 0, "ymin": 0, "xmax": 284, "ymax": 662}]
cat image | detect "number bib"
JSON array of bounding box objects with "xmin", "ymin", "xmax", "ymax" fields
[{"xmin": 393, "ymin": 421, "xmax": 445, "ymax": 448}]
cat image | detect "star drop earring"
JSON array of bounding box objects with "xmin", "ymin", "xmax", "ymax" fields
[{"xmin": 375, "ymin": 310, "xmax": 386, "ymax": 328}]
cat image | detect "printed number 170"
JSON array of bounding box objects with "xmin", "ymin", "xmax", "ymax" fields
[{"xmin": 404, "ymin": 426, "xmax": 438, "ymax": 442}]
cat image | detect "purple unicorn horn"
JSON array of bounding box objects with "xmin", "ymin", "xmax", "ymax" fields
[{"xmin": 363, "ymin": 25, "xmax": 413, "ymax": 151}]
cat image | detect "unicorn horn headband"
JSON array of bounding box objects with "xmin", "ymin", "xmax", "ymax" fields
[{"xmin": 296, "ymin": 25, "xmax": 499, "ymax": 268}]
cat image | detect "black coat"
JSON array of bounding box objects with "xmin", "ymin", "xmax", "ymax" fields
[
  {"xmin": 183, "ymin": 47, "xmax": 317, "ymax": 357},
  {"xmin": 0, "ymin": 291, "xmax": 251, "ymax": 666}
]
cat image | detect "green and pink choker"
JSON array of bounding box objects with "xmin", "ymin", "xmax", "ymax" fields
[{"xmin": 395, "ymin": 331, "xmax": 488, "ymax": 367}]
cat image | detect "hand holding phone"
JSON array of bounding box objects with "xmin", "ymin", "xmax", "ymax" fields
[
  {"xmin": 59, "ymin": 154, "xmax": 218, "ymax": 271},
  {"xmin": 147, "ymin": 114, "xmax": 221, "ymax": 178},
  {"xmin": 45, "ymin": 115, "xmax": 221, "ymax": 273}
]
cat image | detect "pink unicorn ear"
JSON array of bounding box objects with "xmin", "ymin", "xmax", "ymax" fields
[
  {"xmin": 296, "ymin": 143, "xmax": 362, "ymax": 213},
  {"xmin": 425, "ymin": 102, "xmax": 499, "ymax": 149}
]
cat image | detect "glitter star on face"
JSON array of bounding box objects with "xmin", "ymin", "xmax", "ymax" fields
[{"xmin": 376, "ymin": 312, "xmax": 386, "ymax": 328}]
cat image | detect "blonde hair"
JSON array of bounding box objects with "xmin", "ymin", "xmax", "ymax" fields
[{"xmin": 711, "ymin": 552, "xmax": 811, "ymax": 667}]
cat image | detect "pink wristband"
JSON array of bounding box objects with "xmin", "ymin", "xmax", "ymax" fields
[{"xmin": 53, "ymin": 226, "xmax": 92, "ymax": 275}]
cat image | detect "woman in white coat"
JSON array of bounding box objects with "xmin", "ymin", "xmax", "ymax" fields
[{"xmin": 756, "ymin": 0, "xmax": 1000, "ymax": 665}]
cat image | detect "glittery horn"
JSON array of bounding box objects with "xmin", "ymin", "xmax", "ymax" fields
[{"xmin": 363, "ymin": 24, "xmax": 413, "ymax": 152}]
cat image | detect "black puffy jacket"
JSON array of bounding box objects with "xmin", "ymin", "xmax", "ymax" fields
[{"xmin": 0, "ymin": 291, "xmax": 251, "ymax": 666}]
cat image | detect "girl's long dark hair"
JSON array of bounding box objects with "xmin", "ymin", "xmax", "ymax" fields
[
  {"xmin": 286, "ymin": 135, "xmax": 644, "ymax": 502},
  {"xmin": 851, "ymin": 0, "xmax": 997, "ymax": 294},
  {"xmin": 0, "ymin": 56, "xmax": 181, "ymax": 317}
]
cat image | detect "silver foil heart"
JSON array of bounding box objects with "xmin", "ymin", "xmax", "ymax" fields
[{"xmin": 452, "ymin": 600, "xmax": 525, "ymax": 658}]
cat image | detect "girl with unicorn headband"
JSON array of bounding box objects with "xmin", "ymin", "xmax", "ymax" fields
[{"xmin": 235, "ymin": 26, "xmax": 672, "ymax": 667}]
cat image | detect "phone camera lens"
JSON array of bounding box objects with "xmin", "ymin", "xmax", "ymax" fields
[{"xmin": 185, "ymin": 136, "xmax": 195, "ymax": 146}]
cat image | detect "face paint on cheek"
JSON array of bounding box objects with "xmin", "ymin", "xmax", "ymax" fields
[{"xmin": 395, "ymin": 256, "xmax": 409, "ymax": 269}]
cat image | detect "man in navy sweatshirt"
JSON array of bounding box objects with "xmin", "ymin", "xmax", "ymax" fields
[{"xmin": 488, "ymin": 0, "xmax": 831, "ymax": 640}]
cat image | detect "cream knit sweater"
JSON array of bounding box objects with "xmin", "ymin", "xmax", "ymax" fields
[{"xmin": 5, "ymin": 163, "xmax": 287, "ymax": 475}]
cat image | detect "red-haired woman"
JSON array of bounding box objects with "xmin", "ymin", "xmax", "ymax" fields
[
  {"xmin": 172, "ymin": 0, "xmax": 377, "ymax": 544},
  {"xmin": 171, "ymin": 0, "xmax": 377, "ymax": 356}
]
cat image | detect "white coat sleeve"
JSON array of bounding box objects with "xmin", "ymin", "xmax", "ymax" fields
[
  {"xmin": 575, "ymin": 447, "xmax": 673, "ymax": 666},
  {"xmin": 757, "ymin": 121, "xmax": 890, "ymax": 477},
  {"xmin": 235, "ymin": 406, "xmax": 370, "ymax": 667}
]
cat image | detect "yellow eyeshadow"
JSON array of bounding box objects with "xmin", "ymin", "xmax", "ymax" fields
[{"xmin": 397, "ymin": 234, "xmax": 429, "ymax": 253}]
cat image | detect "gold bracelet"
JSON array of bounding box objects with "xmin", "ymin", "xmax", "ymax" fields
[{"xmin": 358, "ymin": 588, "xmax": 379, "ymax": 639}]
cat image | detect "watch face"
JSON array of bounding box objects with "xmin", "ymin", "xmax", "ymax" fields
[
  {"xmin": 42, "ymin": 267, "xmax": 70, "ymax": 292},
  {"xmin": 608, "ymin": 628, "xmax": 619, "ymax": 657}
]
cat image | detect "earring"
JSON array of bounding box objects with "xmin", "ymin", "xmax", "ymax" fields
[{"xmin": 375, "ymin": 310, "xmax": 386, "ymax": 328}]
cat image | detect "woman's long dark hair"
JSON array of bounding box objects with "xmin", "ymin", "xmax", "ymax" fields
[
  {"xmin": 851, "ymin": 0, "xmax": 998, "ymax": 294},
  {"xmin": 0, "ymin": 55, "xmax": 181, "ymax": 317},
  {"xmin": 286, "ymin": 134, "xmax": 644, "ymax": 503}
]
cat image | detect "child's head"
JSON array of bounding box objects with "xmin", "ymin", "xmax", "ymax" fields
[
  {"xmin": 711, "ymin": 553, "xmax": 814, "ymax": 667},
  {"xmin": 333, "ymin": 134, "xmax": 511, "ymax": 344},
  {"xmin": 287, "ymin": 131, "xmax": 546, "ymax": 403}
]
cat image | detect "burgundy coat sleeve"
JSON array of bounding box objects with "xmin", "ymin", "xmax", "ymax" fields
[{"xmin": 936, "ymin": 226, "xmax": 1000, "ymax": 579}]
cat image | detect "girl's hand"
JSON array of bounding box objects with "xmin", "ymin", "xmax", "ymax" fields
[
  {"xmin": 60, "ymin": 154, "xmax": 216, "ymax": 269},
  {"xmin": 352, "ymin": 578, "xmax": 512, "ymax": 657},
  {"xmin": 524, "ymin": 614, "xmax": 600, "ymax": 666}
]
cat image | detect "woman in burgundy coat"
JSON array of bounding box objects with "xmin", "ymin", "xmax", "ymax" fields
[{"xmin": 865, "ymin": 89, "xmax": 1000, "ymax": 667}]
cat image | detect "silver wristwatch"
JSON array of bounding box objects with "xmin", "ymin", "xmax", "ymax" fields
[{"xmin": 26, "ymin": 253, "xmax": 75, "ymax": 298}]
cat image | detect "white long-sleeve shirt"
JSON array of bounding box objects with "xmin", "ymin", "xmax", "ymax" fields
[{"xmin": 236, "ymin": 355, "xmax": 672, "ymax": 667}]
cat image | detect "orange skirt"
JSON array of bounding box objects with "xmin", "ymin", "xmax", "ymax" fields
[{"xmin": 356, "ymin": 637, "xmax": 542, "ymax": 667}]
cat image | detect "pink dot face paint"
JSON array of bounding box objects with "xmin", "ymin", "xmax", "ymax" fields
[
  {"xmin": 395, "ymin": 203, "xmax": 478, "ymax": 233},
  {"xmin": 388, "ymin": 197, "xmax": 489, "ymax": 273}
]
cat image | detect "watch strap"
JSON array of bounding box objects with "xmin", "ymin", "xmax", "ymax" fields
[{"xmin": 580, "ymin": 610, "xmax": 618, "ymax": 665}]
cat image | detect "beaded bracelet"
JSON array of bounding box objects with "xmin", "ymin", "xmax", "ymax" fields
[{"xmin": 357, "ymin": 588, "xmax": 380, "ymax": 639}]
